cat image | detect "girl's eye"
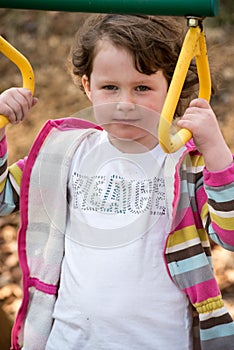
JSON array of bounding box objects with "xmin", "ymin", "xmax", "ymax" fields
[
  {"xmin": 102, "ymin": 85, "xmax": 118, "ymax": 91},
  {"xmin": 136, "ymin": 85, "xmax": 150, "ymax": 92}
]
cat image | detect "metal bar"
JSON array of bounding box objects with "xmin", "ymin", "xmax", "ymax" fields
[
  {"xmin": 158, "ymin": 24, "xmax": 211, "ymax": 153},
  {"xmin": 0, "ymin": 0, "xmax": 220, "ymax": 17}
]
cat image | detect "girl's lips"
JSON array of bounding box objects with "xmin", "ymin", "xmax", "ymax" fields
[{"xmin": 112, "ymin": 119, "xmax": 141, "ymax": 124}]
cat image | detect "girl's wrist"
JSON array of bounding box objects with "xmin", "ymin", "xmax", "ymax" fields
[{"xmin": 203, "ymin": 143, "xmax": 233, "ymax": 172}]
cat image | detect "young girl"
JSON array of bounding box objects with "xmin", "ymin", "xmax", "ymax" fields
[{"xmin": 0, "ymin": 14, "xmax": 233, "ymax": 350}]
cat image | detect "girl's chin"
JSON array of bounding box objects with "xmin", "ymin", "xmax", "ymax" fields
[
  {"xmin": 105, "ymin": 126, "xmax": 158, "ymax": 152},
  {"xmin": 102, "ymin": 122, "xmax": 149, "ymax": 137},
  {"xmin": 105, "ymin": 127, "xmax": 144, "ymax": 142}
]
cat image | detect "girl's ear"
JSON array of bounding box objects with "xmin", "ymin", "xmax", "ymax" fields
[{"xmin": 82, "ymin": 75, "xmax": 92, "ymax": 101}]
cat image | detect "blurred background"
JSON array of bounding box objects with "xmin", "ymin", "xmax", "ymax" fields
[{"xmin": 0, "ymin": 1, "xmax": 233, "ymax": 348}]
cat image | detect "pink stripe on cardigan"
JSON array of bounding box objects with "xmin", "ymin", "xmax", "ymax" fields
[{"xmin": 183, "ymin": 278, "xmax": 221, "ymax": 304}]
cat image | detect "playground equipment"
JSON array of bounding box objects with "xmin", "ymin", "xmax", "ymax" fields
[
  {"xmin": 158, "ymin": 17, "xmax": 211, "ymax": 153},
  {"xmin": 0, "ymin": 0, "xmax": 220, "ymax": 16},
  {"xmin": 0, "ymin": 0, "xmax": 219, "ymax": 153}
]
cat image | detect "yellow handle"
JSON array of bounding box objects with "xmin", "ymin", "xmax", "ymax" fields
[
  {"xmin": 0, "ymin": 36, "xmax": 35, "ymax": 128},
  {"xmin": 158, "ymin": 24, "xmax": 211, "ymax": 153}
]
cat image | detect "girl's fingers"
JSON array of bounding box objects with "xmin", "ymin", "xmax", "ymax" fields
[
  {"xmin": 4, "ymin": 99, "xmax": 24, "ymax": 123},
  {"xmin": 189, "ymin": 98, "xmax": 210, "ymax": 109},
  {"xmin": 0, "ymin": 88, "xmax": 37, "ymax": 124},
  {"xmin": 32, "ymin": 97, "xmax": 39, "ymax": 107},
  {"xmin": 13, "ymin": 89, "xmax": 32, "ymax": 122}
]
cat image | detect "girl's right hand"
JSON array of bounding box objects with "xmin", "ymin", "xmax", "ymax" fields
[{"xmin": 0, "ymin": 87, "xmax": 38, "ymax": 126}]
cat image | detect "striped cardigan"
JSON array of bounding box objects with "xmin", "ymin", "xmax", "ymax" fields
[{"xmin": 0, "ymin": 118, "xmax": 233, "ymax": 349}]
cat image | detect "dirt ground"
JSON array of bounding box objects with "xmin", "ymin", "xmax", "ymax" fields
[{"xmin": 0, "ymin": 7, "xmax": 233, "ymax": 348}]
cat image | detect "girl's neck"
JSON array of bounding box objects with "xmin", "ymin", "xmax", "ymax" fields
[{"xmin": 108, "ymin": 134, "xmax": 158, "ymax": 154}]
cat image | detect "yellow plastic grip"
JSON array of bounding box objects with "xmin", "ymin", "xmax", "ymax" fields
[
  {"xmin": 158, "ymin": 25, "xmax": 211, "ymax": 153},
  {"xmin": 0, "ymin": 36, "xmax": 35, "ymax": 128}
]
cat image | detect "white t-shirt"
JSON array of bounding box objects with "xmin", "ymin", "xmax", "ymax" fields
[{"xmin": 46, "ymin": 131, "xmax": 192, "ymax": 350}]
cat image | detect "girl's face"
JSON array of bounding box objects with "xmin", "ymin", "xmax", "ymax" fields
[{"xmin": 82, "ymin": 40, "xmax": 168, "ymax": 152}]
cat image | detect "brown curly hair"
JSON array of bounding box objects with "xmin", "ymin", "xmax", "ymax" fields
[{"xmin": 69, "ymin": 14, "xmax": 200, "ymax": 117}]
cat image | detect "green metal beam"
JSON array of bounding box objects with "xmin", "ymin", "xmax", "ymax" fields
[{"xmin": 0, "ymin": 0, "xmax": 220, "ymax": 17}]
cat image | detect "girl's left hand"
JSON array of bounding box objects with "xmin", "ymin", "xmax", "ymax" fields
[{"xmin": 177, "ymin": 98, "xmax": 233, "ymax": 171}]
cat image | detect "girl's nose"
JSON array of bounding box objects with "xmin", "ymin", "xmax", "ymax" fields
[{"xmin": 116, "ymin": 101, "xmax": 135, "ymax": 113}]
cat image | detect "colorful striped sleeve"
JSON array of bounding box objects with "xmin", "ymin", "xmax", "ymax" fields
[
  {"xmin": 203, "ymin": 159, "xmax": 234, "ymax": 249},
  {"xmin": 0, "ymin": 136, "xmax": 26, "ymax": 215}
]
